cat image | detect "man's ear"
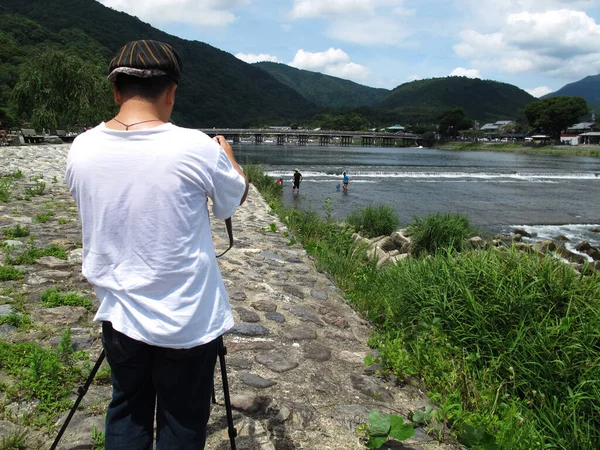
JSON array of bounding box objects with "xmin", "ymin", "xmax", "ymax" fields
[
  {"xmin": 166, "ymin": 83, "xmax": 177, "ymax": 106},
  {"xmin": 113, "ymin": 85, "xmax": 122, "ymax": 105}
]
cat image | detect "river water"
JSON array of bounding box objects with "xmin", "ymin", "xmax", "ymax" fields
[{"xmin": 234, "ymin": 144, "xmax": 600, "ymax": 247}]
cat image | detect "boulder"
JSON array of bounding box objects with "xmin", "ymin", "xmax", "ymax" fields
[
  {"xmin": 43, "ymin": 136, "xmax": 63, "ymax": 144},
  {"xmin": 391, "ymin": 232, "xmax": 410, "ymax": 248},
  {"xmin": 575, "ymin": 242, "xmax": 600, "ymax": 261},
  {"xmin": 513, "ymin": 227, "xmax": 534, "ymax": 238},
  {"xmin": 399, "ymin": 242, "xmax": 411, "ymax": 254},
  {"xmin": 376, "ymin": 256, "xmax": 391, "ymax": 267},
  {"xmin": 532, "ymin": 240, "xmax": 557, "ymax": 254},
  {"xmin": 467, "ymin": 236, "xmax": 485, "ymax": 249},
  {"xmin": 512, "ymin": 234, "xmax": 522, "ymax": 242},
  {"xmin": 554, "ymin": 234, "xmax": 570, "ymax": 242},
  {"xmin": 513, "ymin": 242, "xmax": 533, "ymax": 253},
  {"xmin": 556, "ymin": 244, "xmax": 588, "ymax": 264},
  {"xmin": 390, "ymin": 254, "xmax": 409, "ymax": 264},
  {"xmin": 590, "ymin": 227, "xmax": 600, "ymax": 233},
  {"xmin": 368, "ymin": 235, "xmax": 387, "ymax": 245},
  {"xmin": 376, "ymin": 236, "xmax": 397, "ymax": 252}
]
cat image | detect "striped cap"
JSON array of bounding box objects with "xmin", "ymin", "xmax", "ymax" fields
[{"xmin": 108, "ymin": 40, "xmax": 182, "ymax": 84}]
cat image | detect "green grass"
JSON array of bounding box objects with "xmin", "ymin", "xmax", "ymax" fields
[
  {"xmin": 247, "ymin": 166, "xmax": 600, "ymax": 449},
  {"xmin": 0, "ymin": 330, "xmax": 86, "ymax": 425},
  {"xmin": 438, "ymin": 141, "xmax": 600, "ymax": 158},
  {"xmin": 0, "ymin": 312, "xmax": 32, "ymax": 329},
  {"xmin": 2, "ymin": 224, "xmax": 30, "ymax": 239},
  {"xmin": 0, "ymin": 266, "xmax": 24, "ymax": 281},
  {"xmin": 409, "ymin": 213, "xmax": 476, "ymax": 256},
  {"xmin": 0, "ymin": 428, "xmax": 27, "ymax": 450},
  {"xmin": 40, "ymin": 288, "xmax": 92, "ymax": 310},
  {"xmin": 25, "ymin": 180, "xmax": 46, "ymax": 197},
  {"xmin": 6, "ymin": 243, "xmax": 67, "ymax": 265},
  {"xmin": 34, "ymin": 211, "xmax": 54, "ymax": 223},
  {"xmin": 0, "ymin": 179, "xmax": 12, "ymax": 203},
  {"xmin": 346, "ymin": 205, "xmax": 400, "ymax": 238}
]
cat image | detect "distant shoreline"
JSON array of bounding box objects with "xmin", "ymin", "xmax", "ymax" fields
[{"xmin": 436, "ymin": 142, "xmax": 600, "ymax": 158}]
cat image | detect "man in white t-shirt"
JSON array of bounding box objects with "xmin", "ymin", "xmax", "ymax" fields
[{"xmin": 66, "ymin": 40, "xmax": 248, "ymax": 449}]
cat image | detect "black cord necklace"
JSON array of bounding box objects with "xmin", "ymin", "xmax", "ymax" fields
[{"xmin": 112, "ymin": 118, "xmax": 163, "ymax": 130}]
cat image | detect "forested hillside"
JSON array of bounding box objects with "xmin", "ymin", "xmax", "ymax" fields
[
  {"xmin": 543, "ymin": 74, "xmax": 600, "ymax": 114},
  {"xmin": 0, "ymin": 0, "xmax": 317, "ymax": 127},
  {"xmin": 254, "ymin": 62, "xmax": 388, "ymax": 109},
  {"xmin": 378, "ymin": 76, "xmax": 535, "ymax": 123}
]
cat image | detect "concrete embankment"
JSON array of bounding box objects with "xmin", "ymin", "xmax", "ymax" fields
[{"xmin": 0, "ymin": 144, "xmax": 459, "ymax": 450}]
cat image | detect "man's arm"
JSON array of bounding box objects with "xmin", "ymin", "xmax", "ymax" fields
[{"xmin": 214, "ymin": 135, "xmax": 249, "ymax": 205}]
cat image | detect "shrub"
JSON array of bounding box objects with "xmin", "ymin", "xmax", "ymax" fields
[
  {"xmin": 2, "ymin": 224, "xmax": 30, "ymax": 239},
  {"xmin": 346, "ymin": 205, "xmax": 400, "ymax": 238},
  {"xmin": 409, "ymin": 213, "xmax": 474, "ymax": 256},
  {"xmin": 40, "ymin": 288, "xmax": 92, "ymax": 310},
  {"xmin": 244, "ymin": 164, "xmax": 282, "ymax": 208}
]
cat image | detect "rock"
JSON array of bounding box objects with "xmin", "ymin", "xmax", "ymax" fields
[
  {"xmin": 467, "ymin": 236, "xmax": 485, "ymax": 249},
  {"xmin": 338, "ymin": 351, "xmax": 367, "ymax": 365},
  {"xmin": 554, "ymin": 234, "xmax": 570, "ymax": 241},
  {"xmin": 0, "ymin": 323, "xmax": 17, "ymax": 336},
  {"xmin": 282, "ymin": 285, "xmax": 304, "ymax": 299},
  {"xmin": 227, "ymin": 340, "xmax": 275, "ymax": 353},
  {"xmin": 556, "ymin": 244, "xmax": 588, "ymax": 264},
  {"xmin": 228, "ymin": 357, "xmax": 253, "ymax": 370},
  {"xmin": 228, "ymin": 323, "xmax": 270, "ymax": 337},
  {"xmin": 390, "ymin": 254, "xmax": 409, "ymax": 264},
  {"xmin": 322, "ymin": 313, "xmax": 349, "ymax": 329},
  {"xmin": 391, "ymin": 232, "xmax": 410, "ymax": 248},
  {"xmin": 67, "ymin": 249, "xmax": 83, "ymax": 264},
  {"xmin": 400, "ymin": 242, "xmax": 411, "ymax": 254},
  {"xmin": 334, "ymin": 404, "xmax": 371, "ymax": 431},
  {"xmin": 281, "ymin": 305, "xmax": 323, "ymax": 325},
  {"xmin": 282, "ymin": 325, "xmax": 317, "ymax": 341},
  {"xmin": 513, "ymin": 227, "xmax": 533, "ymax": 238},
  {"xmin": 44, "ymin": 136, "xmax": 63, "ymax": 144},
  {"xmin": 27, "ymin": 273, "xmax": 49, "ymax": 285},
  {"xmin": 36, "ymin": 256, "xmax": 71, "ymax": 269},
  {"xmin": 251, "ymin": 300, "xmax": 277, "ymax": 312},
  {"xmin": 3, "ymin": 240, "xmax": 24, "ymax": 248},
  {"xmin": 237, "ymin": 372, "xmax": 277, "ymax": 389},
  {"xmin": 575, "ymin": 242, "xmax": 600, "ymax": 261},
  {"xmin": 255, "ymin": 350, "xmax": 299, "ymax": 373},
  {"xmin": 230, "ymin": 394, "xmax": 269, "ymax": 414},
  {"xmin": 513, "ymin": 242, "xmax": 532, "ymax": 253},
  {"xmin": 350, "ymin": 374, "xmax": 393, "ymax": 402},
  {"xmin": 532, "ymin": 240, "xmax": 557, "ymax": 254},
  {"xmin": 310, "ymin": 287, "xmax": 328, "ymax": 302},
  {"xmin": 229, "ymin": 291, "xmax": 247, "ymax": 302},
  {"xmin": 260, "ymin": 251, "xmax": 283, "ymax": 262},
  {"xmin": 0, "ymin": 420, "xmax": 21, "ymax": 438},
  {"xmin": 303, "ymin": 343, "xmax": 331, "ymax": 362},
  {"xmin": 376, "ymin": 255, "xmax": 391, "ymax": 267},
  {"xmin": 512, "ymin": 234, "xmax": 522, "ymax": 242},
  {"xmin": 235, "ymin": 308, "xmax": 261, "ymax": 323},
  {"xmin": 388, "ymin": 250, "xmax": 400, "ymax": 257},
  {"xmin": 42, "ymin": 306, "xmax": 88, "ymax": 326},
  {"xmin": 369, "ymin": 235, "xmax": 387, "ymax": 245},
  {"xmin": 377, "ymin": 236, "xmax": 397, "ymax": 252},
  {"xmin": 0, "ymin": 304, "xmax": 15, "ymax": 317},
  {"xmin": 265, "ymin": 312, "xmax": 286, "ymax": 323},
  {"xmin": 590, "ymin": 227, "xmax": 600, "ymax": 233},
  {"xmin": 37, "ymin": 270, "xmax": 71, "ymax": 280}
]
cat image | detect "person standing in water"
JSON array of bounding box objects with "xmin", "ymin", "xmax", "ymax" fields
[
  {"xmin": 292, "ymin": 168, "xmax": 303, "ymax": 194},
  {"xmin": 342, "ymin": 171, "xmax": 349, "ymax": 191}
]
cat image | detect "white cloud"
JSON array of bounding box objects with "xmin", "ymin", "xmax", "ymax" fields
[
  {"xmin": 526, "ymin": 86, "xmax": 554, "ymax": 97},
  {"xmin": 407, "ymin": 74, "xmax": 420, "ymax": 81},
  {"xmin": 450, "ymin": 67, "xmax": 482, "ymax": 78},
  {"xmin": 289, "ymin": 0, "xmax": 414, "ymax": 45},
  {"xmin": 99, "ymin": 0, "xmax": 250, "ymax": 26},
  {"xmin": 235, "ymin": 53, "xmax": 279, "ymax": 64},
  {"xmin": 454, "ymin": 9, "xmax": 600, "ymax": 80},
  {"xmin": 289, "ymin": 48, "xmax": 370, "ymax": 83}
]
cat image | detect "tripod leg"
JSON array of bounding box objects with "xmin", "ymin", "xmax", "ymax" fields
[
  {"xmin": 50, "ymin": 350, "xmax": 106, "ymax": 450},
  {"xmin": 217, "ymin": 335, "xmax": 237, "ymax": 450}
]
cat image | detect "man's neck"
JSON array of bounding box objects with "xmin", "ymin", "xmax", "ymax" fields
[{"xmin": 107, "ymin": 98, "xmax": 170, "ymax": 130}]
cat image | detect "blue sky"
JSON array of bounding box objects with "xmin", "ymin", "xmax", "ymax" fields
[{"xmin": 98, "ymin": 0, "xmax": 600, "ymax": 97}]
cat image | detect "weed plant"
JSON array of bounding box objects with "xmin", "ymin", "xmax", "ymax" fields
[
  {"xmin": 2, "ymin": 224, "xmax": 30, "ymax": 239},
  {"xmin": 244, "ymin": 164, "xmax": 282, "ymax": 208},
  {"xmin": 0, "ymin": 312, "xmax": 32, "ymax": 329},
  {"xmin": 34, "ymin": 211, "xmax": 54, "ymax": 223},
  {"xmin": 0, "ymin": 428, "xmax": 27, "ymax": 450},
  {"xmin": 409, "ymin": 213, "xmax": 476, "ymax": 256},
  {"xmin": 0, "ymin": 179, "xmax": 12, "ymax": 202},
  {"xmin": 0, "ymin": 266, "xmax": 24, "ymax": 281},
  {"xmin": 346, "ymin": 205, "xmax": 400, "ymax": 238},
  {"xmin": 25, "ymin": 180, "xmax": 46, "ymax": 197},
  {"xmin": 40, "ymin": 288, "xmax": 92, "ymax": 310}
]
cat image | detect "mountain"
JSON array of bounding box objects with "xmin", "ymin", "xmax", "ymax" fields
[
  {"xmin": 377, "ymin": 76, "xmax": 535, "ymax": 123},
  {"xmin": 254, "ymin": 62, "xmax": 389, "ymax": 109},
  {"xmin": 542, "ymin": 74, "xmax": 600, "ymax": 113},
  {"xmin": 0, "ymin": 0, "xmax": 317, "ymax": 127}
]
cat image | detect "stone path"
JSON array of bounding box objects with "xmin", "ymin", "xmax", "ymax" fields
[{"xmin": 0, "ymin": 144, "xmax": 460, "ymax": 450}]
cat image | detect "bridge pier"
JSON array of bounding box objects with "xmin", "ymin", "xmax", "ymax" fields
[
  {"xmin": 298, "ymin": 135, "xmax": 309, "ymax": 146},
  {"xmin": 277, "ymin": 135, "xmax": 286, "ymax": 145},
  {"xmin": 319, "ymin": 136, "xmax": 330, "ymax": 146},
  {"xmin": 362, "ymin": 136, "xmax": 374, "ymax": 146},
  {"xmin": 233, "ymin": 135, "xmax": 240, "ymax": 144},
  {"xmin": 254, "ymin": 134, "xmax": 263, "ymax": 145},
  {"xmin": 340, "ymin": 136, "xmax": 352, "ymax": 147},
  {"xmin": 381, "ymin": 137, "xmax": 394, "ymax": 147}
]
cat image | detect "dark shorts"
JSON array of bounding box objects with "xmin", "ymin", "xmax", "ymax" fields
[{"xmin": 293, "ymin": 181, "xmax": 300, "ymax": 189}]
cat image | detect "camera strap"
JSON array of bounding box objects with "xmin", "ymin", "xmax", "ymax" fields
[{"xmin": 216, "ymin": 217, "xmax": 234, "ymax": 258}]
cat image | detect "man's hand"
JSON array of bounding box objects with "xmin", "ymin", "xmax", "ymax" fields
[{"xmin": 214, "ymin": 135, "xmax": 249, "ymax": 205}]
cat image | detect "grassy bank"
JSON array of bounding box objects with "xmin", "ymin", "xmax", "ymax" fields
[
  {"xmin": 436, "ymin": 142, "xmax": 600, "ymax": 158},
  {"xmin": 246, "ymin": 165, "xmax": 600, "ymax": 449}
]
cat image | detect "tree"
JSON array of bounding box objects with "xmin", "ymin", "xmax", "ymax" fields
[
  {"xmin": 11, "ymin": 50, "xmax": 115, "ymax": 130},
  {"xmin": 438, "ymin": 107, "xmax": 473, "ymax": 137},
  {"xmin": 524, "ymin": 96, "xmax": 589, "ymax": 143}
]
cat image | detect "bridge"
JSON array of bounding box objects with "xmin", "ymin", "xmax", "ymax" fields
[{"xmin": 198, "ymin": 128, "xmax": 422, "ymax": 147}]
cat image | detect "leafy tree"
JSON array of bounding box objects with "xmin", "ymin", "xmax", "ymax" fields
[
  {"xmin": 12, "ymin": 50, "xmax": 115, "ymax": 130},
  {"xmin": 438, "ymin": 107, "xmax": 473, "ymax": 137},
  {"xmin": 524, "ymin": 96, "xmax": 589, "ymax": 142}
]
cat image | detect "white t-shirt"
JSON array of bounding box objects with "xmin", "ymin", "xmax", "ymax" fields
[{"xmin": 66, "ymin": 122, "xmax": 246, "ymax": 348}]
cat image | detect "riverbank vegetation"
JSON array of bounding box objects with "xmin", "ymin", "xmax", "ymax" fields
[
  {"xmin": 247, "ymin": 165, "xmax": 600, "ymax": 449},
  {"xmin": 437, "ymin": 141, "xmax": 600, "ymax": 158}
]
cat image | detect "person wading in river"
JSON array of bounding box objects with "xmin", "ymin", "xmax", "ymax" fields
[
  {"xmin": 66, "ymin": 39, "xmax": 248, "ymax": 450},
  {"xmin": 292, "ymin": 168, "xmax": 303, "ymax": 194}
]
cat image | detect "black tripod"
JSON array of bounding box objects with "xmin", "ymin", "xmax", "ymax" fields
[{"xmin": 50, "ymin": 335, "xmax": 237, "ymax": 450}]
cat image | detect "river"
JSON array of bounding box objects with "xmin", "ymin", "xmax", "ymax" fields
[{"xmin": 233, "ymin": 144, "xmax": 600, "ymax": 247}]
